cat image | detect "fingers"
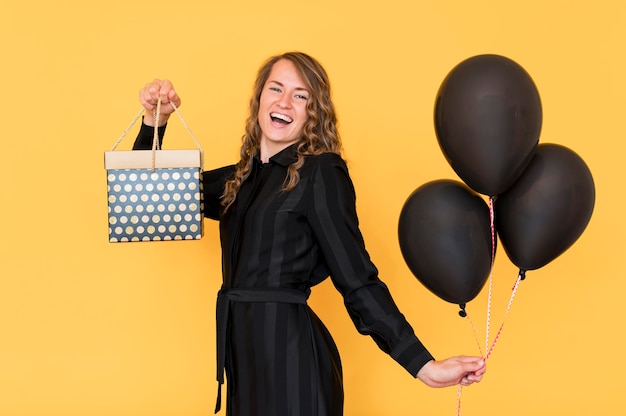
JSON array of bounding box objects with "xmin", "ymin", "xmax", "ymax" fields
[
  {"xmin": 156, "ymin": 79, "xmax": 181, "ymax": 106},
  {"xmin": 443, "ymin": 356, "xmax": 486, "ymax": 388},
  {"xmin": 457, "ymin": 356, "xmax": 486, "ymax": 373},
  {"xmin": 139, "ymin": 79, "xmax": 181, "ymax": 111},
  {"xmin": 455, "ymin": 355, "xmax": 485, "ymax": 364},
  {"xmin": 473, "ymin": 361, "xmax": 487, "ymax": 376},
  {"xmin": 459, "ymin": 372, "xmax": 481, "ymax": 386},
  {"xmin": 458, "ymin": 356, "xmax": 486, "ymax": 387},
  {"xmin": 416, "ymin": 356, "xmax": 486, "ymax": 389},
  {"xmin": 138, "ymin": 79, "xmax": 181, "ymax": 127},
  {"xmin": 465, "ymin": 370, "xmax": 484, "ymax": 383},
  {"xmin": 139, "ymin": 79, "xmax": 161, "ymax": 111}
]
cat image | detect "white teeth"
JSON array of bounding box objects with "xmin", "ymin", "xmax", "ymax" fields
[{"xmin": 270, "ymin": 112, "xmax": 293, "ymax": 123}]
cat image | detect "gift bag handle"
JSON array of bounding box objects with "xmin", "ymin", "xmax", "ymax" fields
[{"xmin": 110, "ymin": 97, "xmax": 204, "ymax": 172}]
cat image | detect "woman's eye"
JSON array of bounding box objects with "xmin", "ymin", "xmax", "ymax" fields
[
  {"xmin": 269, "ymin": 86, "xmax": 282, "ymax": 93},
  {"xmin": 295, "ymin": 94, "xmax": 308, "ymax": 100}
]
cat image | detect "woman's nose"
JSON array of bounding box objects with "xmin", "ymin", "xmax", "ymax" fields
[{"xmin": 277, "ymin": 94, "xmax": 291, "ymax": 108}]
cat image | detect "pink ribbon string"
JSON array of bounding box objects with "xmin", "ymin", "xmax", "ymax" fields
[
  {"xmin": 485, "ymin": 197, "xmax": 497, "ymax": 354},
  {"xmin": 456, "ymin": 197, "xmax": 525, "ymax": 415},
  {"xmin": 485, "ymin": 270, "xmax": 523, "ymax": 359},
  {"xmin": 484, "ymin": 197, "xmax": 524, "ymax": 360}
]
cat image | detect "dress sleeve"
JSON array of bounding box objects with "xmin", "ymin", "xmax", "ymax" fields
[
  {"xmin": 306, "ymin": 153, "xmax": 434, "ymax": 377},
  {"xmin": 132, "ymin": 118, "xmax": 167, "ymax": 150},
  {"xmin": 201, "ymin": 166, "xmax": 235, "ymax": 220}
]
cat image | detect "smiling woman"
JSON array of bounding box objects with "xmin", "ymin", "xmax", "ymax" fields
[
  {"xmin": 133, "ymin": 51, "xmax": 485, "ymax": 416},
  {"xmin": 258, "ymin": 59, "xmax": 311, "ymax": 160}
]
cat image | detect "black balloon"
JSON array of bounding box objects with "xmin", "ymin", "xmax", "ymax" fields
[
  {"xmin": 398, "ymin": 180, "xmax": 493, "ymax": 305},
  {"xmin": 495, "ymin": 144, "xmax": 595, "ymax": 271},
  {"xmin": 434, "ymin": 54, "xmax": 542, "ymax": 196}
]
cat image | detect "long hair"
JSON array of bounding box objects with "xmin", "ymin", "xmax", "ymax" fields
[{"xmin": 221, "ymin": 51, "xmax": 343, "ymax": 210}]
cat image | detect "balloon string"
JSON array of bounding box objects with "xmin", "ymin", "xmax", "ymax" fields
[
  {"xmin": 456, "ymin": 197, "xmax": 496, "ymax": 416},
  {"xmin": 458, "ymin": 271, "xmax": 523, "ymax": 415},
  {"xmin": 484, "ymin": 198, "xmax": 524, "ymax": 359},
  {"xmin": 456, "ymin": 200, "xmax": 523, "ymax": 415},
  {"xmin": 466, "ymin": 313, "xmax": 485, "ymax": 358},
  {"xmin": 486, "ymin": 270, "xmax": 523, "ymax": 359},
  {"xmin": 457, "ymin": 312, "xmax": 484, "ymax": 416},
  {"xmin": 489, "ymin": 196, "xmax": 496, "ymax": 263},
  {"xmin": 485, "ymin": 270, "xmax": 494, "ymax": 354},
  {"xmin": 485, "ymin": 196, "xmax": 496, "ymax": 354}
]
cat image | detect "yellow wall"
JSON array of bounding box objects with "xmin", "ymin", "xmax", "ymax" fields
[{"xmin": 1, "ymin": 1, "xmax": 623, "ymax": 414}]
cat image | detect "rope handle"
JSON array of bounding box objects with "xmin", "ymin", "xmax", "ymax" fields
[{"xmin": 110, "ymin": 97, "xmax": 204, "ymax": 171}]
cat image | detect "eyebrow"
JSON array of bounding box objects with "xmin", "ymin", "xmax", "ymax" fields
[{"xmin": 268, "ymin": 80, "xmax": 309, "ymax": 92}]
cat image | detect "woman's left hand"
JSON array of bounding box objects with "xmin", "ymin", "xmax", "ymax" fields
[{"xmin": 416, "ymin": 356, "xmax": 486, "ymax": 388}]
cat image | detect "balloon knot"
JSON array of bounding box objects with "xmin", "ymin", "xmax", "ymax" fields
[{"xmin": 458, "ymin": 303, "xmax": 467, "ymax": 318}]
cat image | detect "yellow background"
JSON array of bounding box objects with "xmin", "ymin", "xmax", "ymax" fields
[{"xmin": 1, "ymin": 0, "xmax": 623, "ymax": 414}]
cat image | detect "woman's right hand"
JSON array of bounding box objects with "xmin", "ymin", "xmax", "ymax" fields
[{"xmin": 139, "ymin": 79, "xmax": 181, "ymax": 127}]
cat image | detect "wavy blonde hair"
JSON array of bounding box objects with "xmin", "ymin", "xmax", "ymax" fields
[{"xmin": 221, "ymin": 51, "xmax": 343, "ymax": 211}]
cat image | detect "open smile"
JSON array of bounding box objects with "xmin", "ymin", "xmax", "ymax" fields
[{"xmin": 270, "ymin": 112, "xmax": 293, "ymax": 125}]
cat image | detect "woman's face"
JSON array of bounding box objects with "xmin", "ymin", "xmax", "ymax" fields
[{"xmin": 257, "ymin": 59, "xmax": 310, "ymax": 160}]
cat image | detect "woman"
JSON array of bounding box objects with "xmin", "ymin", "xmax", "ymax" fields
[{"xmin": 134, "ymin": 52, "xmax": 485, "ymax": 415}]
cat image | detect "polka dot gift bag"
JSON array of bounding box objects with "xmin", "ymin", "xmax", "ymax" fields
[{"xmin": 104, "ymin": 99, "xmax": 204, "ymax": 242}]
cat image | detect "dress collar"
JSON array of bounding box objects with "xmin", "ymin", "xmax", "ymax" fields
[{"xmin": 254, "ymin": 143, "xmax": 299, "ymax": 168}]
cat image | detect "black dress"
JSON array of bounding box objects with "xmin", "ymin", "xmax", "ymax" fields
[{"xmin": 135, "ymin": 124, "xmax": 434, "ymax": 416}]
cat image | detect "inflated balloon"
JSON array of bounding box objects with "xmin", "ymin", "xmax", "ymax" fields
[
  {"xmin": 495, "ymin": 143, "xmax": 595, "ymax": 271},
  {"xmin": 434, "ymin": 54, "xmax": 542, "ymax": 196},
  {"xmin": 398, "ymin": 180, "xmax": 493, "ymax": 306}
]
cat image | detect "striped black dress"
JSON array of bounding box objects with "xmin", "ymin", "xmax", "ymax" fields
[{"xmin": 135, "ymin": 124, "xmax": 434, "ymax": 415}]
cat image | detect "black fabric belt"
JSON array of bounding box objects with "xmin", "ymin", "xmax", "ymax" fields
[{"xmin": 214, "ymin": 287, "xmax": 310, "ymax": 414}]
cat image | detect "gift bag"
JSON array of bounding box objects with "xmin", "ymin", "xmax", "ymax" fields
[{"xmin": 105, "ymin": 99, "xmax": 204, "ymax": 242}]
